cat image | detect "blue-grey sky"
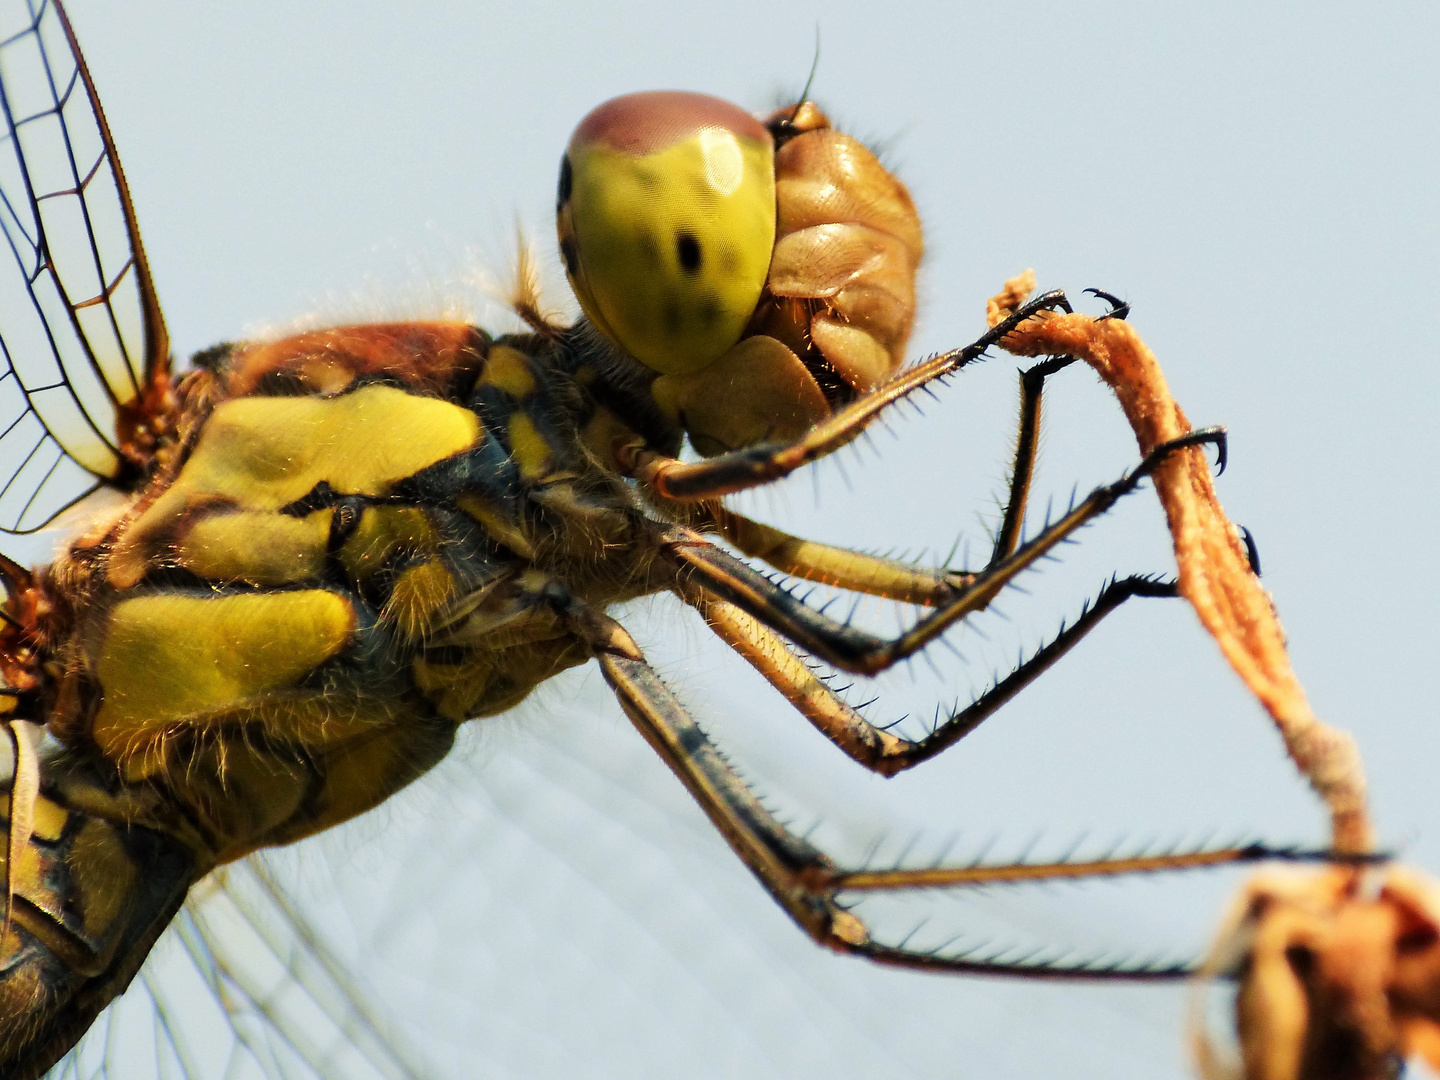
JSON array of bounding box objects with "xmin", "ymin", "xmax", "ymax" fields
[{"xmin": 37, "ymin": 3, "xmax": 1440, "ymax": 1078}]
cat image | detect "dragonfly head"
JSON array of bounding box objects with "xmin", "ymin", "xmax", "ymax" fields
[{"xmin": 556, "ymin": 91, "xmax": 776, "ymax": 377}]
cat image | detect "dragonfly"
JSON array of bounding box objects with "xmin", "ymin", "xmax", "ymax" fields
[{"xmin": 0, "ymin": 3, "xmax": 1393, "ymax": 1079}]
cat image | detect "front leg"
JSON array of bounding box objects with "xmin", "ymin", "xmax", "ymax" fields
[
  {"xmin": 698, "ymin": 350, "xmax": 1080, "ymax": 607},
  {"xmin": 618, "ymin": 292, "xmax": 1073, "ymax": 501}
]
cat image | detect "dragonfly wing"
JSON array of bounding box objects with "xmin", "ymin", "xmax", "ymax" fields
[
  {"xmin": 0, "ymin": 0, "xmax": 169, "ymax": 533},
  {"xmin": 175, "ymin": 861, "xmax": 431, "ymax": 1080},
  {"xmin": 61, "ymin": 858, "xmax": 432, "ymax": 1080}
]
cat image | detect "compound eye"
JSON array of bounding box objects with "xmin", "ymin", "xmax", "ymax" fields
[{"xmin": 556, "ymin": 91, "xmax": 776, "ymax": 375}]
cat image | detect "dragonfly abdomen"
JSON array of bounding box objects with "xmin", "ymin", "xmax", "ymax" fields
[{"xmin": 0, "ymin": 759, "xmax": 194, "ymax": 1080}]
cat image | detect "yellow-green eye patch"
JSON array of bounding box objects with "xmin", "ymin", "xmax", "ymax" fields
[{"xmin": 557, "ymin": 91, "xmax": 776, "ymax": 375}]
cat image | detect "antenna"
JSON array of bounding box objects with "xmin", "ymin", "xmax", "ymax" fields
[{"xmin": 788, "ymin": 24, "xmax": 822, "ymax": 125}]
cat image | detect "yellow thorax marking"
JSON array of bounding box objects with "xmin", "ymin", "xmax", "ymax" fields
[
  {"xmin": 476, "ymin": 345, "xmax": 539, "ymax": 398},
  {"xmin": 338, "ymin": 506, "xmax": 440, "ymax": 581},
  {"xmin": 92, "ymin": 591, "xmax": 357, "ymax": 776},
  {"xmin": 177, "ymin": 509, "xmax": 331, "ymax": 585},
  {"xmin": 0, "ymin": 791, "xmax": 65, "ymax": 841},
  {"xmin": 385, "ymin": 560, "xmax": 458, "ymax": 640},
  {"xmin": 506, "ymin": 413, "xmax": 553, "ymax": 480},
  {"xmin": 109, "ymin": 385, "xmax": 481, "ymax": 588}
]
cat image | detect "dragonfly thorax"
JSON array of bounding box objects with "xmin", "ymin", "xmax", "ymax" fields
[{"xmin": 34, "ymin": 322, "xmax": 676, "ymax": 870}]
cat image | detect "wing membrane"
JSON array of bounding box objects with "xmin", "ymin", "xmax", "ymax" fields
[
  {"xmin": 61, "ymin": 858, "xmax": 434, "ymax": 1080},
  {"xmin": 0, "ymin": 0, "xmax": 168, "ymax": 532}
]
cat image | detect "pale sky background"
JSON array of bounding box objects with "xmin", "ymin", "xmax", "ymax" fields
[{"xmin": 30, "ymin": 2, "xmax": 1440, "ymax": 1079}]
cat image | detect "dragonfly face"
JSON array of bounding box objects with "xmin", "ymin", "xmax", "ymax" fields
[
  {"xmin": 0, "ymin": 4, "xmax": 1400, "ymax": 1080},
  {"xmin": 558, "ymin": 90, "xmax": 779, "ymax": 375}
]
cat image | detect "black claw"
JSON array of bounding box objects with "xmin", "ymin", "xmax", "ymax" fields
[
  {"xmin": 1083, "ymin": 288, "xmax": 1131, "ymax": 321},
  {"xmin": 1189, "ymin": 426, "xmax": 1228, "ymax": 475},
  {"xmin": 1140, "ymin": 426, "xmax": 1228, "ymax": 478},
  {"xmin": 1239, "ymin": 526, "xmax": 1261, "ymax": 577},
  {"xmin": 1208, "ymin": 429, "xmax": 1229, "ymax": 476}
]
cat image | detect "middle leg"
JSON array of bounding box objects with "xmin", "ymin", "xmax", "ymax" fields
[{"xmin": 665, "ymin": 428, "xmax": 1225, "ymax": 678}]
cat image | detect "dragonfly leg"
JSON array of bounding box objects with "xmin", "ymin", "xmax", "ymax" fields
[
  {"xmin": 990, "ymin": 354, "xmax": 1078, "ymax": 565},
  {"xmin": 594, "ymin": 644, "xmax": 1367, "ymax": 979},
  {"xmin": 665, "ymin": 428, "xmax": 1225, "ymax": 677},
  {"xmin": 619, "ymin": 290, "xmax": 1074, "ymax": 501},
  {"xmin": 696, "ymin": 352, "xmax": 1079, "ymax": 607},
  {"xmin": 682, "ymin": 577, "xmax": 1177, "ymax": 776},
  {"xmin": 702, "ymin": 507, "xmax": 970, "ymax": 606}
]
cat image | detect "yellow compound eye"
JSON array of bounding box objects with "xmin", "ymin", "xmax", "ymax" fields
[{"xmin": 556, "ymin": 91, "xmax": 776, "ymax": 375}]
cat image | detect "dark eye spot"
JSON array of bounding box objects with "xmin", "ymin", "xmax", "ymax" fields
[
  {"xmin": 556, "ymin": 155, "xmax": 573, "ymax": 210},
  {"xmin": 559, "ymin": 236, "xmax": 578, "ymax": 276},
  {"xmin": 676, "ymin": 232, "xmax": 702, "ymax": 274}
]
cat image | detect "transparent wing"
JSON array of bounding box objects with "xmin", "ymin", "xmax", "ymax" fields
[
  {"xmin": 53, "ymin": 861, "xmax": 430, "ymax": 1080},
  {"xmin": 0, "ymin": 0, "xmax": 168, "ymax": 533}
]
